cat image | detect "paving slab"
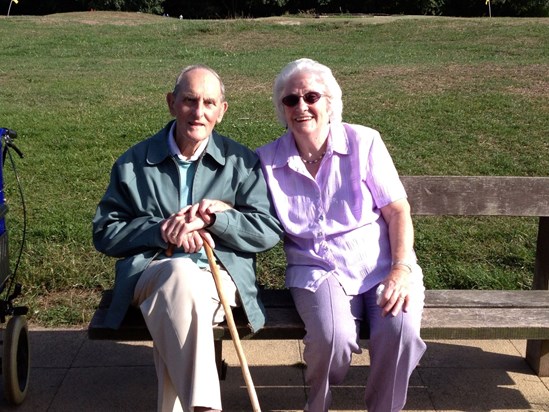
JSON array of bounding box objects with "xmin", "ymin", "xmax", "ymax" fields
[
  {"xmin": 0, "ymin": 329, "xmax": 547, "ymax": 411},
  {"xmin": 49, "ymin": 365, "xmax": 157, "ymax": 411}
]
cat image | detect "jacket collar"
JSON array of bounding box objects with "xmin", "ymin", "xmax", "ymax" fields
[{"xmin": 146, "ymin": 120, "xmax": 226, "ymax": 166}]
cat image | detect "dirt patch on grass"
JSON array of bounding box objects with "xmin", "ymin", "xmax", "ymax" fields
[
  {"xmin": 258, "ymin": 14, "xmax": 439, "ymax": 26},
  {"xmin": 22, "ymin": 287, "xmax": 103, "ymax": 328},
  {"xmin": 352, "ymin": 63, "xmax": 549, "ymax": 98},
  {"xmin": 224, "ymin": 73, "xmax": 272, "ymax": 94},
  {"xmin": 23, "ymin": 11, "xmax": 165, "ymax": 26}
]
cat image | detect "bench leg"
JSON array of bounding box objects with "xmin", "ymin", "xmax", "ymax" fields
[
  {"xmin": 526, "ymin": 218, "xmax": 549, "ymax": 377},
  {"xmin": 215, "ymin": 340, "xmax": 227, "ymax": 380},
  {"xmin": 525, "ymin": 339, "xmax": 549, "ymax": 377}
]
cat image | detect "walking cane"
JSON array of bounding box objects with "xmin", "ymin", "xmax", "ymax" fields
[
  {"xmin": 166, "ymin": 242, "xmax": 261, "ymax": 411},
  {"xmin": 203, "ymin": 242, "xmax": 261, "ymax": 412}
]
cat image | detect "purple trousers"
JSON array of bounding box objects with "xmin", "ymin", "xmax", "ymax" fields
[{"xmin": 291, "ymin": 274, "xmax": 426, "ymax": 412}]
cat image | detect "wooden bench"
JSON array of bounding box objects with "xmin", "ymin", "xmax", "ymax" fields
[{"xmin": 88, "ymin": 176, "xmax": 549, "ymax": 377}]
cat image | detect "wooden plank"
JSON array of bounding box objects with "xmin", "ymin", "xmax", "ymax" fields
[
  {"xmin": 89, "ymin": 289, "xmax": 549, "ymax": 341},
  {"xmin": 261, "ymin": 289, "xmax": 549, "ymax": 311},
  {"xmin": 424, "ymin": 290, "xmax": 549, "ymax": 308},
  {"xmin": 213, "ymin": 306, "xmax": 549, "ymax": 341},
  {"xmin": 421, "ymin": 308, "xmax": 549, "ymax": 340},
  {"xmin": 262, "ymin": 289, "xmax": 549, "ymax": 310},
  {"xmin": 214, "ymin": 307, "xmax": 305, "ymax": 340},
  {"xmin": 401, "ymin": 176, "xmax": 549, "ymax": 217}
]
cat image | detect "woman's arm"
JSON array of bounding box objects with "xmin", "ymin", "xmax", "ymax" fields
[{"xmin": 379, "ymin": 198, "xmax": 415, "ymax": 317}]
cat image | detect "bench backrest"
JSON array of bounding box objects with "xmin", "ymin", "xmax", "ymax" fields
[
  {"xmin": 401, "ymin": 176, "xmax": 549, "ymax": 217},
  {"xmin": 401, "ymin": 176, "xmax": 549, "ymax": 290}
]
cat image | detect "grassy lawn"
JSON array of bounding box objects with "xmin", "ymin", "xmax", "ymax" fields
[{"xmin": 0, "ymin": 12, "xmax": 547, "ymax": 326}]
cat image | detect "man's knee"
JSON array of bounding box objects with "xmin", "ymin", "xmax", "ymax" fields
[{"xmin": 144, "ymin": 259, "xmax": 213, "ymax": 305}]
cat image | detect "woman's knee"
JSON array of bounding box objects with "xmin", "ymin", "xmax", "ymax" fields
[
  {"xmin": 305, "ymin": 318, "xmax": 359, "ymax": 361},
  {"xmin": 370, "ymin": 311, "xmax": 422, "ymax": 351}
]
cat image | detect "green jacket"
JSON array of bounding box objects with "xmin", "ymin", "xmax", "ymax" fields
[{"xmin": 92, "ymin": 121, "xmax": 282, "ymax": 331}]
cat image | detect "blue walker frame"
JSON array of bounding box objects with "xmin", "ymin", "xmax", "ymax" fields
[{"xmin": 0, "ymin": 127, "xmax": 29, "ymax": 406}]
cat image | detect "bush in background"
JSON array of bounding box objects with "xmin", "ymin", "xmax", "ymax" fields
[
  {"xmin": 2, "ymin": 0, "xmax": 548, "ymax": 17},
  {"xmin": 427, "ymin": 0, "xmax": 549, "ymax": 17},
  {"xmin": 89, "ymin": 0, "xmax": 163, "ymax": 14}
]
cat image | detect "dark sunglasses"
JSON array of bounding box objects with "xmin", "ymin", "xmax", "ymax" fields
[{"xmin": 281, "ymin": 91, "xmax": 323, "ymax": 107}]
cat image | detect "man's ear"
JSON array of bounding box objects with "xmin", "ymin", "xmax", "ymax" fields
[
  {"xmin": 216, "ymin": 101, "xmax": 229, "ymax": 124},
  {"xmin": 166, "ymin": 92, "xmax": 176, "ymax": 117}
]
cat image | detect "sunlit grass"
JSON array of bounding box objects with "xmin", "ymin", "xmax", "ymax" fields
[{"xmin": 0, "ymin": 12, "xmax": 547, "ymax": 326}]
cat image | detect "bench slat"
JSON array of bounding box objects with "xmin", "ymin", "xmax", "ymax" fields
[
  {"xmin": 214, "ymin": 307, "xmax": 305, "ymax": 340},
  {"xmin": 424, "ymin": 290, "xmax": 549, "ymax": 308},
  {"xmin": 421, "ymin": 308, "xmax": 549, "ymax": 340},
  {"xmin": 89, "ymin": 289, "xmax": 549, "ymax": 341},
  {"xmin": 401, "ymin": 176, "xmax": 549, "ymax": 216}
]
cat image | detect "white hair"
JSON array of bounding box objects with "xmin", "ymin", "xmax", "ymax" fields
[
  {"xmin": 173, "ymin": 64, "xmax": 226, "ymax": 101},
  {"xmin": 272, "ymin": 58, "xmax": 343, "ymax": 127}
]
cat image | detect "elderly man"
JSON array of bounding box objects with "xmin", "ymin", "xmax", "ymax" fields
[{"xmin": 93, "ymin": 65, "xmax": 282, "ymax": 412}]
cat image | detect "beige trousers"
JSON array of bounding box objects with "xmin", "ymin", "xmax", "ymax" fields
[{"xmin": 133, "ymin": 257, "xmax": 238, "ymax": 412}]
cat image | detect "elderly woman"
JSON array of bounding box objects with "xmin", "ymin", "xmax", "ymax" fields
[{"xmin": 257, "ymin": 58, "xmax": 426, "ymax": 412}]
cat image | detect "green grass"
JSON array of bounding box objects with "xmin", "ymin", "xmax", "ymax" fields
[{"xmin": 0, "ymin": 12, "xmax": 547, "ymax": 326}]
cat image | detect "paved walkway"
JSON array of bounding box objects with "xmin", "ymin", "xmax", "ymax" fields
[{"xmin": 1, "ymin": 328, "xmax": 548, "ymax": 411}]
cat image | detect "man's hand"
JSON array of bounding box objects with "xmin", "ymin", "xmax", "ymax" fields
[
  {"xmin": 189, "ymin": 199, "xmax": 233, "ymax": 226},
  {"xmin": 161, "ymin": 200, "xmax": 233, "ymax": 253}
]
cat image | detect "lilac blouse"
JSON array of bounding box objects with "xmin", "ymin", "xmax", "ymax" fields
[{"xmin": 257, "ymin": 122, "xmax": 408, "ymax": 295}]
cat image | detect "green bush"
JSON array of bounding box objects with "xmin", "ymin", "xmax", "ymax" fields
[
  {"xmin": 2, "ymin": 0, "xmax": 547, "ymax": 17},
  {"xmin": 89, "ymin": 0, "xmax": 163, "ymax": 13},
  {"xmin": 427, "ymin": 0, "xmax": 549, "ymax": 17}
]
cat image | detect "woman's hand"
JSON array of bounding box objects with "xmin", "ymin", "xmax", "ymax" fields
[{"xmin": 377, "ymin": 266, "xmax": 411, "ymax": 317}]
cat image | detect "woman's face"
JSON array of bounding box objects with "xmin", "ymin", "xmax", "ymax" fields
[{"xmin": 282, "ymin": 72, "xmax": 330, "ymax": 141}]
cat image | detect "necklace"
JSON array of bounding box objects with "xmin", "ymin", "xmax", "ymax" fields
[{"xmin": 301, "ymin": 151, "xmax": 326, "ymax": 164}]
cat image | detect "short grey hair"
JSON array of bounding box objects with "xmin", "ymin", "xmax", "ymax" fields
[
  {"xmin": 272, "ymin": 58, "xmax": 343, "ymax": 127},
  {"xmin": 172, "ymin": 64, "xmax": 226, "ymax": 101}
]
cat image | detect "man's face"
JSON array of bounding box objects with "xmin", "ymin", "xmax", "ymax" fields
[{"xmin": 167, "ymin": 68, "xmax": 228, "ymax": 154}]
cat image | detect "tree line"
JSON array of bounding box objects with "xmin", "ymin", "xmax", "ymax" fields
[{"xmin": 3, "ymin": 0, "xmax": 548, "ymax": 18}]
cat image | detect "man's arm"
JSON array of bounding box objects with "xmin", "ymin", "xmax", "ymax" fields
[
  {"xmin": 207, "ymin": 161, "xmax": 283, "ymax": 253},
  {"xmin": 92, "ymin": 163, "xmax": 167, "ymax": 258}
]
